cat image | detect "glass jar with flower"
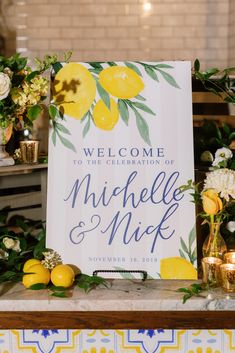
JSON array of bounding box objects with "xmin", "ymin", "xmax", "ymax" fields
[{"xmin": 181, "ymin": 147, "xmax": 235, "ymax": 260}]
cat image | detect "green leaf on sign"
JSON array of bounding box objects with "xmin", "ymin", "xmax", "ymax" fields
[
  {"xmin": 83, "ymin": 116, "xmax": 91, "ymax": 138},
  {"xmin": 96, "ymin": 81, "xmax": 110, "ymax": 110},
  {"xmin": 58, "ymin": 134, "xmax": 76, "ymax": 152},
  {"xmin": 132, "ymin": 101, "xmax": 155, "ymax": 115},
  {"xmin": 55, "ymin": 122, "xmax": 71, "ymax": 135},
  {"xmin": 189, "ymin": 226, "xmax": 196, "ymax": 251},
  {"xmin": 27, "ymin": 105, "xmax": 42, "ymax": 122},
  {"xmin": 134, "ymin": 109, "xmax": 151, "ymax": 146},
  {"xmin": 157, "ymin": 69, "xmax": 180, "ymax": 88},
  {"xmin": 124, "ymin": 62, "xmax": 142, "ymax": 76},
  {"xmin": 113, "ymin": 267, "xmax": 135, "ymax": 279},
  {"xmin": 154, "ymin": 63, "xmax": 173, "ymax": 69},
  {"xmin": 180, "ymin": 237, "xmax": 189, "ymax": 254},
  {"xmin": 118, "ymin": 99, "xmax": 129, "ymax": 126},
  {"xmin": 179, "ymin": 249, "xmax": 186, "ymax": 259},
  {"xmin": 145, "ymin": 66, "xmax": 159, "ymax": 81},
  {"xmin": 135, "ymin": 94, "xmax": 146, "ymax": 101},
  {"xmin": 52, "ymin": 129, "xmax": 56, "ymax": 146}
]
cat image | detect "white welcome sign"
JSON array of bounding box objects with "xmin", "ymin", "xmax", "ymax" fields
[{"xmin": 47, "ymin": 61, "xmax": 197, "ymax": 279}]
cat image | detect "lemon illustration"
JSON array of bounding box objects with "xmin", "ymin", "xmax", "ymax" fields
[
  {"xmin": 53, "ymin": 62, "xmax": 96, "ymax": 119},
  {"xmin": 160, "ymin": 257, "xmax": 197, "ymax": 280},
  {"xmin": 22, "ymin": 264, "xmax": 51, "ymax": 288},
  {"xmin": 23, "ymin": 258, "xmax": 41, "ymax": 272},
  {"xmin": 93, "ymin": 98, "xmax": 119, "ymax": 131},
  {"xmin": 51, "ymin": 264, "xmax": 75, "ymax": 288},
  {"xmin": 99, "ymin": 66, "xmax": 144, "ymax": 99}
]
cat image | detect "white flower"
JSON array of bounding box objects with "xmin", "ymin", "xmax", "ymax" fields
[
  {"xmin": 0, "ymin": 72, "xmax": 11, "ymax": 100},
  {"xmin": 0, "ymin": 249, "xmax": 8, "ymax": 259},
  {"xmin": 3, "ymin": 237, "xmax": 21, "ymax": 252},
  {"xmin": 41, "ymin": 250, "xmax": 62, "ymax": 270},
  {"xmin": 212, "ymin": 148, "xmax": 233, "ymax": 167},
  {"xmin": 227, "ymin": 221, "xmax": 235, "ymax": 233},
  {"xmin": 203, "ymin": 168, "xmax": 235, "ymax": 201}
]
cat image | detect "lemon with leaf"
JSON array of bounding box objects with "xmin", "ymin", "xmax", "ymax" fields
[
  {"xmin": 93, "ymin": 98, "xmax": 119, "ymax": 131},
  {"xmin": 51, "ymin": 264, "xmax": 75, "ymax": 288},
  {"xmin": 53, "ymin": 62, "xmax": 96, "ymax": 120},
  {"xmin": 99, "ymin": 66, "xmax": 144, "ymax": 99},
  {"xmin": 160, "ymin": 257, "xmax": 197, "ymax": 280},
  {"xmin": 22, "ymin": 263, "xmax": 51, "ymax": 288}
]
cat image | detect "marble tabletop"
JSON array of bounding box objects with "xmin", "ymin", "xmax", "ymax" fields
[{"xmin": 0, "ymin": 279, "xmax": 234, "ymax": 312}]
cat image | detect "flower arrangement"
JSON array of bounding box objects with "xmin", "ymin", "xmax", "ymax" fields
[
  {"xmin": 0, "ymin": 52, "xmax": 71, "ymax": 134},
  {"xmin": 0, "ymin": 211, "xmax": 107, "ymax": 296},
  {"xmin": 181, "ymin": 147, "xmax": 235, "ymax": 258}
]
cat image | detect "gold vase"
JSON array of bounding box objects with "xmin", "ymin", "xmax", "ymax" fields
[{"xmin": 202, "ymin": 222, "xmax": 227, "ymax": 260}]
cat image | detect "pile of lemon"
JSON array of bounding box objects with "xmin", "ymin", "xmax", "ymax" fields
[{"xmin": 22, "ymin": 259, "xmax": 75, "ymax": 289}]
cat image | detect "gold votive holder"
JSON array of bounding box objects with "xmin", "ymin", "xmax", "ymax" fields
[
  {"xmin": 201, "ymin": 257, "xmax": 222, "ymax": 287},
  {"xmin": 224, "ymin": 251, "xmax": 235, "ymax": 264},
  {"xmin": 20, "ymin": 140, "xmax": 39, "ymax": 164},
  {"xmin": 220, "ymin": 263, "xmax": 235, "ymax": 292}
]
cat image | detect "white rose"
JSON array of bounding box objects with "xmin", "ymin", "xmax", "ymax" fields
[
  {"xmin": 0, "ymin": 72, "xmax": 11, "ymax": 100},
  {"xmin": 12, "ymin": 239, "xmax": 21, "ymax": 252},
  {"xmin": 3, "ymin": 237, "xmax": 15, "ymax": 249}
]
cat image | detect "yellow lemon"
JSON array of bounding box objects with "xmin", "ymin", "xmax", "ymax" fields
[
  {"xmin": 53, "ymin": 62, "xmax": 96, "ymax": 120},
  {"xmin": 99, "ymin": 66, "xmax": 144, "ymax": 99},
  {"xmin": 22, "ymin": 264, "xmax": 51, "ymax": 288},
  {"xmin": 23, "ymin": 258, "xmax": 41, "ymax": 272},
  {"xmin": 93, "ymin": 98, "xmax": 119, "ymax": 131},
  {"xmin": 51, "ymin": 264, "xmax": 75, "ymax": 288},
  {"xmin": 160, "ymin": 257, "xmax": 197, "ymax": 280}
]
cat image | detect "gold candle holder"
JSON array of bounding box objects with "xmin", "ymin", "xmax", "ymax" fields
[
  {"xmin": 201, "ymin": 257, "xmax": 222, "ymax": 287},
  {"xmin": 220, "ymin": 263, "xmax": 235, "ymax": 292},
  {"xmin": 224, "ymin": 251, "xmax": 235, "ymax": 264},
  {"xmin": 20, "ymin": 140, "xmax": 39, "ymax": 164}
]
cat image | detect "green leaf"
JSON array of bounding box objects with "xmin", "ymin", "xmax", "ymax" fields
[
  {"xmin": 183, "ymin": 293, "xmax": 192, "ymax": 303},
  {"xmin": 55, "ymin": 122, "xmax": 71, "ymax": 135},
  {"xmin": 222, "ymin": 123, "xmax": 231, "ymax": 136},
  {"xmin": 52, "ymin": 62, "xmax": 63, "ymax": 74},
  {"xmin": 82, "ymin": 116, "xmax": 90, "ymax": 138},
  {"xmin": 50, "ymin": 285, "xmax": 67, "ymax": 291},
  {"xmin": 180, "ymin": 237, "xmax": 189, "ymax": 254},
  {"xmin": 96, "ymin": 81, "xmax": 110, "ymax": 110},
  {"xmin": 52, "ymin": 129, "xmax": 56, "ymax": 146},
  {"xmin": 132, "ymin": 101, "xmax": 155, "ymax": 115},
  {"xmin": 154, "ymin": 63, "xmax": 173, "ymax": 69},
  {"xmin": 177, "ymin": 287, "xmax": 191, "ymax": 293},
  {"xmin": 118, "ymin": 100, "xmax": 129, "ymax": 126},
  {"xmin": 88, "ymin": 62, "xmax": 104, "ymax": 69},
  {"xmin": 157, "ymin": 69, "xmax": 180, "ymax": 88},
  {"xmin": 51, "ymin": 291, "xmax": 68, "ymax": 298},
  {"xmin": 58, "ymin": 134, "xmax": 77, "ymax": 152},
  {"xmin": 27, "ymin": 105, "xmax": 42, "ymax": 122},
  {"xmin": 145, "ymin": 66, "xmax": 159, "ymax": 81},
  {"xmin": 194, "ymin": 59, "xmax": 200, "ymax": 72},
  {"xmin": 26, "ymin": 70, "xmax": 40, "ymax": 82},
  {"xmin": 189, "ymin": 226, "xmax": 196, "ymax": 251},
  {"xmin": 134, "ymin": 109, "xmax": 151, "ymax": 146},
  {"xmin": 49, "ymin": 105, "xmax": 58, "ymax": 120},
  {"xmin": 228, "ymin": 132, "xmax": 235, "ymax": 142},
  {"xmin": 124, "ymin": 62, "xmax": 142, "ymax": 76},
  {"xmin": 113, "ymin": 267, "xmax": 135, "ymax": 279},
  {"xmin": 179, "ymin": 249, "xmax": 186, "ymax": 259},
  {"xmin": 29, "ymin": 283, "xmax": 47, "ymax": 290},
  {"xmin": 135, "ymin": 94, "xmax": 146, "ymax": 101}
]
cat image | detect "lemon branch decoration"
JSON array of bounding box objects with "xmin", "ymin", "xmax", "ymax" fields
[
  {"xmin": 77, "ymin": 61, "xmax": 180, "ymax": 146},
  {"xmin": 179, "ymin": 226, "xmax": 197, "ymax": 265}
]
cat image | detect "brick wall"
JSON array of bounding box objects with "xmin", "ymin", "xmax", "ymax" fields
[
  {"xmin": 228, "ymin": 0, "xmax": 235, "ymax": 66},
  {"xmin": 15, "ymin": 0, "xmax": 232, "ymax": 70}
]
